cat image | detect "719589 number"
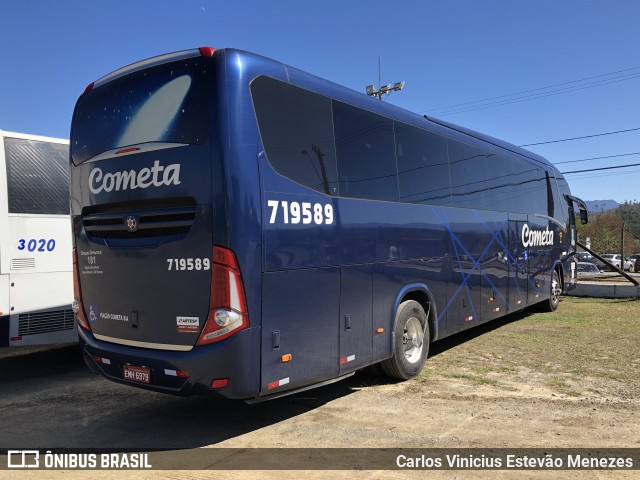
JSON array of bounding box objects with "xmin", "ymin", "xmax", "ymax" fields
[
  {"xmin": 166, "ymin": 258, "xmax": 211, "ymax": 271},
  {"xmin": 267, "ymin": 200, "xmax": 334, "ymax": 225}
]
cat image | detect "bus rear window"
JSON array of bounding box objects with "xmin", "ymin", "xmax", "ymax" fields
[
  {"xmin": 5, "ymin": 137, "xmax": 69, "ymax": 215},
  {"xmin": 71, "ymin": 57, "xmax": 210, "ymax": 165}
]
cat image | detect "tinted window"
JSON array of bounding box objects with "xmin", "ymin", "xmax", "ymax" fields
[
  {"xmin": 500, "ymin": 159, "xmax": 546, "ymax": 215},
  {"xmin": 5, "ymin": 137, "xmax": 70, "ymax": 214},
  {"xmin": 483, "ymin": 155, "xmax": 515, "ymax": 211},
  {"xmin": 251, "ymin": 76, "xmax": 338, "ymax": 195},
  {"xmin": 556, "ymin": 176, "xmax": 572, "ymax": 226},
  {"xmin": 448, "ymin": 140, "xmax": 493, "ymax": 208},
  {"xmin": 71, "ymin": 56, "xmax": 210, "ymax": 165},
  {"xmin": 550, "ymin": 171, "xmax": 566, "ymax": 224},
  {"xmin": 395, "ymin": 123, "xmax": 450, "ymax": 204},
  {"xmin": 333, "ymin": 102, "xmax": 398, "ymax": 201}
]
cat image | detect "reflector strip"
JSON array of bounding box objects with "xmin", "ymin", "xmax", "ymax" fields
[
  {"xmin": 211, "ymin": 378, "xmax": 229, "ymax": 389},
  {"xmin": 516, "ymin": 300, "xmax": 522, "ymax": 305},
  {"xmin": 464, "ymin": 316, "xmax": 473, "ymax": 322},
  {"xmin": 267, "ymin": 377, "xmax": 290, "ymax": 390},
  {"xmin": 339, "ymin": 355, "xmax": 356, "ymax": 365},
  {"xmin": 95, "ymin": 356, "xmax": 111, "ymax": 365},
  {"xmin": 492, "ymin": 307, "xmax": 500, "ymax": 313},
  {"xmin": 10, "ymin": 336, "xmax": 22, "ymax": 342}
]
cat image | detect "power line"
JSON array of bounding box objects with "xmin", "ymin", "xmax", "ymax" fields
[
  {"xmin": 566, "ymin": 168, "xmax": 640, "ymax": 181},
  {"xmin": 422, "ymin": 65, "xmax": 640, "ymax": 114},
  {"xmin": 520, "ymin": 127, "xmax": 640, "ymax": 147},
  {"xmin": 562, "ymin": 162, "xmax": 640, "ymax": 174},
  {"xmin": 555, "ymin": 151, "xmax": 640, "ymax": 165},
  {"xmin": 422, "ymin": 68, "xmax": 640, "ymax": 116}
]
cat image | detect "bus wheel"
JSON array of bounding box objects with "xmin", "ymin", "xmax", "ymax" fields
[
  {"xmin": 539, "ymin": 269, "xmax": 561, "ymax": 312},
  {"xmin": 381, "ymin": 300, "xmax": 429, "ymax": 380}
]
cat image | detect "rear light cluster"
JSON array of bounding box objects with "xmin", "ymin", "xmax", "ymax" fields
[
  {"xmin": 197, "ymin": 246, "xmax": 249, "ymax": 345},
  {"xmin": 72, "ymin": 249, "xmax": 91, "ymax": 332}
]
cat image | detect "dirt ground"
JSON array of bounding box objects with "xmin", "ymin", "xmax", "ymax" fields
[{"xmin": 1, "ymin": 300, "xmax": 638, "ymax": 479}]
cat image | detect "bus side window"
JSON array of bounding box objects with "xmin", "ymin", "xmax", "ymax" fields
[
  {"xmin": 333, "ymin": 101, "xmax": 398, "ymax": 202},
  {"xmin": 395, "ymin": 123, "xmax": 450, "ymax": 205},
  {"xmin": 251, "ymin": 76, "xmax": 338, "ymax": 196}
]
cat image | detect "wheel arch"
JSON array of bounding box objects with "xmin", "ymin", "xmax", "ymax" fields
[
  {"xmin": 393, "ymin": 283, "xmax": 440, "ymax": 341},
  {"xmin": 552, "ymin": 260, "xmax": 564, "ymax": 292}
]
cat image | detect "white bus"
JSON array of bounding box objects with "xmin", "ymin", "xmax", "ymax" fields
[{"xmin": 0, "ymin": 131, "xmax": 75, "ymax": 347}]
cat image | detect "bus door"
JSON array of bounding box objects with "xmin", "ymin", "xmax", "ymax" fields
[
  {"xmin": 339, "ymin": 264, "xmax": 373, "ymax": 375},
  {"xmin": 508, "ymin": 215, "xmax": 528, "ymax": 310}
]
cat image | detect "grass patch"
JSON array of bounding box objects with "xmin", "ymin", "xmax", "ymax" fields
[
  {"xmin": 443, "ymin": 372, "xmax": 499, "ymax": 386},
  {"xmin": 418, "ymin": 297, "xmax": 640, "ymax": 388}
]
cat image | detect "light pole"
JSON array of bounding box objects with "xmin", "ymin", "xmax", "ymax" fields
[
  {"xmin": 366, "ymin": 81, "xmax": 405, "ymax": 100},
  {"xmin": 366, "ymin": 56, "xmax": 405, "ymax": 100}
]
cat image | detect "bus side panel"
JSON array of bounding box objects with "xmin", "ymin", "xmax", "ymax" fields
[
  {"xmin": 508, "ymin": 216, "xmax": 529, "ymax": 310},
  {"xmin": 8, "ymin": 271, "xmax": 75, "ymax": 346},
  {"xmin": 479, "ymin": 210, "xmax": 510, "ymax": 322},
  {"xmin": 440, "ymin": 208, "xmax": 483, "ymax": 336},
  {"xmin": 261, "ymin": 267, "xmax": 339, "ymax": 395},
  {"xmin": 339, "ymin": 264, "xmax": 373, "ymax": 375}
]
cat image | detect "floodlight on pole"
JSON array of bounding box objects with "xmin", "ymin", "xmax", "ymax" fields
[{"xmin": 365, "ymin": 80, "xmax": 405, "ymax": 100}]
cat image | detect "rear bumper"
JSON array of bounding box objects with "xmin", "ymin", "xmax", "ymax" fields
[{"xmin": 79, "ymin": 326, "xmax": 261, "ymax": 399}]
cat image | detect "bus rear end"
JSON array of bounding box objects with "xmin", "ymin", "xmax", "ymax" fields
[{"xmin": 70, "ymin": 48, "xmax": 259, "ymax": 398}]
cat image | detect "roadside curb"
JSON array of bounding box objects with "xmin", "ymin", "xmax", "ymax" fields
[{"xmin": 566, "ymin": 282, "xmax": 640, "ymax": 299}]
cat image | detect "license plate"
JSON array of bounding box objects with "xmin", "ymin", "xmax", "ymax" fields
[{"xmin": 123, "ymin": 365, "xmax": 150, "ymax": 384}]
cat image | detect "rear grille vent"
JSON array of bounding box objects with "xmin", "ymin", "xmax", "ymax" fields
[
  {"xmin": 83, "ymin": 208, "xmax": 196, "ymax": 241},
  {"xmin": 18, "ymin": 309, "xmax": 75, "ymax": 336},
  {"xmin": 11, "ymin": 258, "xmax": 36, "ymax": 270},
  {"xmin": 90, "ymin": 226, "xmax": 191, "ymax": 239}
]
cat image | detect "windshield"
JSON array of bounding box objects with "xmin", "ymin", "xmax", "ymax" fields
[{"xmin": 71, "ymin": 56, "xmax": 210, "ymax": 165}]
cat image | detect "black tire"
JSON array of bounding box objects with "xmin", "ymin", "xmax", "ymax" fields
[
  {"xmin": 380, "ymin": 300, "xmax": 430, "ymax": 380},
  {"xmin": 537, "ymin": 269, "xmax": 561, "ymax": 312}
]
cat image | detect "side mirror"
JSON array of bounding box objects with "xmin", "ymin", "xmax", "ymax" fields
[{"xmin": 579, "ymin": 208, "xmax": 588, "ymax": 225}]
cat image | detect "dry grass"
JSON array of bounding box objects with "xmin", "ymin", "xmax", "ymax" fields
[{"xmin": 418, "ymin": 297, "xmax": 640, "ymax": 392}]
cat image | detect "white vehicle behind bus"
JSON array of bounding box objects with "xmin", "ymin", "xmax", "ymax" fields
[{"xmin": 0, "ymin": 131, "xmax": 75, "ymax": 347}]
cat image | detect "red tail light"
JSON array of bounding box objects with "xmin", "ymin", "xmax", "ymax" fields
[
  {"xmin": 196, "ymin": 246, "xmax": 249, "ymax": 345},
  {"xmin": 72, "ymin": 249, "xmax": 91, "ymax": 332}
]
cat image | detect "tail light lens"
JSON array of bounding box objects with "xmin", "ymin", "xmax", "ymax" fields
[
  {"xmin": 72, "ymin": 249, "xmax": 91, "ymax": 332},
  {"xmin": 197, "ymin": 246, "xmax": 249, "ymax": 345}
]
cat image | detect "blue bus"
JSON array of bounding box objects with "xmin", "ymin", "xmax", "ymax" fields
[{"xmin": 70, "ymin": 47, "xmax": 588, "ymax": 401}]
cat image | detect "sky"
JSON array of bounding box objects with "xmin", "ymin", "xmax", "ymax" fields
[{"xmin": 1, "ymin": 0, "xmax": 639, "ymax": 203}]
